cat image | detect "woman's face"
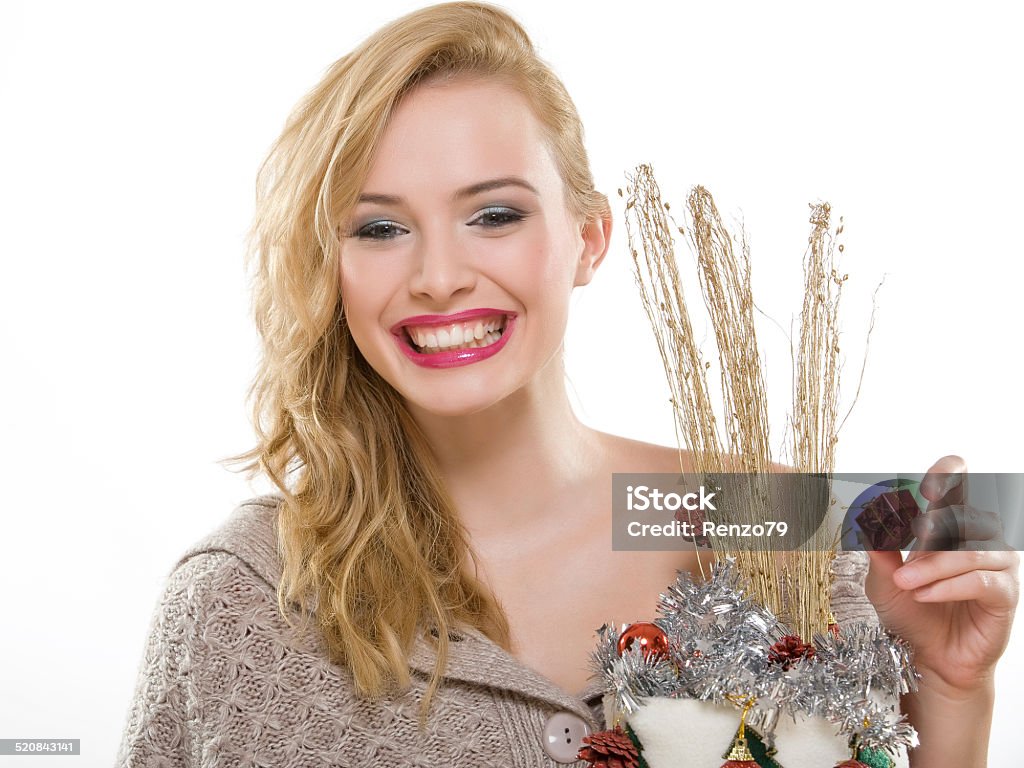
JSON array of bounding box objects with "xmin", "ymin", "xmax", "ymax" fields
[{"xmin": 339, "ymin": 76, "xmax": 607, "ymax": 419}]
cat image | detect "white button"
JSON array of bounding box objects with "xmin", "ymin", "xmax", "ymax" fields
[{"xmin": 541, "ymin": 711, "xmax": 592, "ymax": 763}]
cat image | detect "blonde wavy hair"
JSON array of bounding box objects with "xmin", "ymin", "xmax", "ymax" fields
[{"xmin": 223, "ymin": 1, "xmax": 610, "ymax": 725}]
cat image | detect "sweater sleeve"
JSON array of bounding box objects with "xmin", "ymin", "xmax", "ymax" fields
[
  {"xmin": 830, "ymin": 549, "xmax": 881, "ymax": 626},
  {"xmin": 114, "ymin": 552, "xmax": 226, "ymax": 768}
]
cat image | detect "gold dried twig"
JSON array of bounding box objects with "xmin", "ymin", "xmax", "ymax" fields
[{"xmin": 623, "ymin": 165, "xmax": 871, "ymax": 639}]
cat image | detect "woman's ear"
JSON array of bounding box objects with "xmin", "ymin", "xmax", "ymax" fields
[{"xmin": 573, "ymin": 210, "xmax": 612, "ymax": 287}]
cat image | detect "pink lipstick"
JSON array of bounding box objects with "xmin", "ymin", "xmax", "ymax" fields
[{"xmin": 391, "ymin": 308, "xmax": 516, "ymax": 369}]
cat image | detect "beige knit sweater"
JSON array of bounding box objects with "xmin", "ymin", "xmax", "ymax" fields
[{"xmin": 114, "ymin": 494, "xmax": 880, "ymax": 767}]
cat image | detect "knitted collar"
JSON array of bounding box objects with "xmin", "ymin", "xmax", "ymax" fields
[{"xmin": 175, "ymin": 494, "xmax": 605, "ymax": 727}]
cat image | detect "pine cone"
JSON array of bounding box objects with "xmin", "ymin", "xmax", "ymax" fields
[
  {"xmin": 577, "ymin": 725, "xmax": 640, "ymax": 768},
  {"xmin": 768, "ymin": 634, "xmax": 816, "ymax": 670}
]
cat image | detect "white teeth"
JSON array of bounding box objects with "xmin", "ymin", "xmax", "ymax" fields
[
  {"xmin": 405, "ymin": 315, "xmax": 510, "ymax": 353},
  {"xmin": 413, "ymin": 328, "xmax": 502, "ymax": 352}
]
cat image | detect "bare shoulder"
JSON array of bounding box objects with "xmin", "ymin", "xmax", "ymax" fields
[
  {"xmin": 594, "ymin": 432, "xmax": 694, "ymax": 474},
  {"xmin": 594, "ymin": 431, "xmax": 795, "ymax": 475}
]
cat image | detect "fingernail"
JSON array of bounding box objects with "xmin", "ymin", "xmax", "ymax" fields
[{"xmin": 941, "ymin": 472, "xmax": 963, "ymax": 495}]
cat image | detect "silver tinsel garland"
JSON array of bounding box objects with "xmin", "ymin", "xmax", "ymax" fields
[{"xmin": 589, "ymin": 559, "xmax": 920, "ymax": 755}]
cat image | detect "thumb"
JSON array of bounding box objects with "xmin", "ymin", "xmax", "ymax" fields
[{"xmin": 864, "ymin": 548, "xmax": 906, "ymax": 613}]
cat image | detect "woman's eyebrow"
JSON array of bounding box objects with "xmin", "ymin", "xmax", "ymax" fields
[
  {"xmin": 453, "ymin": 176, "xmax": 540, "ymax": 200},
  {"xmin": 356, "ymin": 176, "xmax": 540, "ymax": 206}
]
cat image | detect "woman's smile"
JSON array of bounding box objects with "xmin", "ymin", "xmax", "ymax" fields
[{"xmin": 391, "ymin": 309, "xmax": 517, "ymax": 368}]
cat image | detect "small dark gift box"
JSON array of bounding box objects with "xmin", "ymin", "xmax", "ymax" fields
[{"xmin": 855, "ymin": 488, "xmax": 921, "ymax": 550}]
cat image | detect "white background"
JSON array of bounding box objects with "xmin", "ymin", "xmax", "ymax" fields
[{"xmin": 1, "ymin": 0, "xmax": 1021, "ymax": 764}]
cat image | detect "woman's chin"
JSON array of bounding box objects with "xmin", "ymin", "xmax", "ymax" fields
[{"xmin": 401, "ymin": 389, "xmax": 516, "ymax": 422}]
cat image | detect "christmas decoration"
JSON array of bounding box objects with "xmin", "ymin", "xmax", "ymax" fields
[
  {"xmin": 741, "ymin": 724, "xmax": 783, "ymax": 768},
  {"xmin": 855, "ymin": 747, "xmax": 894, "ymax": 768},
  {"xmin": 590, "ymin": 559, "xmax": 920, "ymax": 764},
  {"xmin": 767, "ymin": 635, "xmax": 816, "ymax": 670},
  {"xmin": 848, "ymin": 729, "xmax": 896, "ymax": 768},
  {"xmin": 720, "ymin": 698, "xmax": 764, "ymax": 768},
  {"xmin": 577, "ymin": 725, "xmax": 641, "ymax": 768},
  {"xmin": 840, "ymin": 479, "xmax": 924, "ymax": 552},
  {"xmin": 827, "ymin": 612, "xmax": 841, "ymax": 639},
  {"xmin": 720, "ymin": 736, "xmax": 759, "ymax": 767},
  {"xmin": 833, "ymin": 762, "xmax": 870, "ymax": 768},
  {"xmin": 616, "ymin": 622, "xmax": 670, "ymax": 662},
  {"xmin": 855, "ymin": 488, "xmax": 920, "ymax": 551}
]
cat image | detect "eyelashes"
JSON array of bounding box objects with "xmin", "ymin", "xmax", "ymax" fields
[
  {"xmin": 353, "ymin": 220, "xmax": 407, "ymax": 240},
  {"xmin": 349, "ymin": 206, "xmax": 527, "ymax": 241},
  {"xmin": 470, "ymin": 206, "xmax": 526, "ymax": 228}
]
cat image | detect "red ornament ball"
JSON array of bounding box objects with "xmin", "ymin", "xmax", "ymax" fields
[
  {"xmin": 616, "ymin": 622, "xmax": 669, "ymax": 661},
  {"xmin": 834, "ymin": 761, "xmax": 871, "ymax": 768}
]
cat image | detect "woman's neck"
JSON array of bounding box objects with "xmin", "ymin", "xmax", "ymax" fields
[{"xmin": 405, "ymin": 359, "xmax": 605, "ymax": 539}]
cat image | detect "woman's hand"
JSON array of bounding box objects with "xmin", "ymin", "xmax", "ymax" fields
[
  {"xmin": 863, "ymin": 455, "xmax": 1019, "ymax": 766},
  {"xmin": 864, "ymin": 455, "xmax": 1019, "ymax": 692}
]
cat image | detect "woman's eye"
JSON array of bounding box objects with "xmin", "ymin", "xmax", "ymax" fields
[
  {"xmin": 470, "ymin": 207, "xmax": 525, "ymax": 228},
  {"xmin": 354, "ymin": 220, "xmax": 407, "ymax": 240}
]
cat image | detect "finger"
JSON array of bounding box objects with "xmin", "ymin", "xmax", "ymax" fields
[
  {"xmin": 864, "ymin": 548, "xmax": 907, "ymax": 611},
  {"xmin": 912, "ymin": 569, "xmax": 1020, "ymax": 610},
  {"xmin": 921, "ymin": 455, "xmax": 968, "ymax": 508},
  {"xmin": 895, "ymin": 549, "xmax": 1019, "ymax": 591},
  {"xmin": 909, "ymin": 505, "xmax": 1005, "ymax": 552}
]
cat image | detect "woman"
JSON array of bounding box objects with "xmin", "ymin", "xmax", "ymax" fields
[{"xmin": 115, "ymin": 3, "xmax": 1018, "ymax": 766}]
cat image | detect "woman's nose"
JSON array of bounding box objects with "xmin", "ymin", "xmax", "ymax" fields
[{"xmin": 408, "ymin": 228, "xmax": 477, "ymax": 301}]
